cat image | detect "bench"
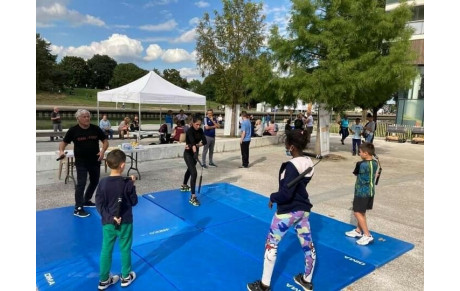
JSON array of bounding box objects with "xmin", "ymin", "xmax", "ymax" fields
[
  {"xmin": 410, "ymin": 126, "xmax": 424, "ymax": 144},
  {"xmin": 36, "ymin": 130, "xmax": 67, "ymax": 140},
  {"xmin": 385, "ymin": 125, "xmax": 407, "ymax": 143}
]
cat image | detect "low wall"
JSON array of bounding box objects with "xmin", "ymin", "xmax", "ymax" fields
[{"xmin": 36, "ymin": 135, "xmax": 281, "ymax": 172}]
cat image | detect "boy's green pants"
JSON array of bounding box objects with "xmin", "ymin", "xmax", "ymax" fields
[{"xmin": 99, "ymin": 223, "xmax": 133, "ymax": 281}]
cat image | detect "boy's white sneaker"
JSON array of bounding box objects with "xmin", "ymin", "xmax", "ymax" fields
[
  {"xmin": 345, "ymin": 229, "xmax": 363, "ymax": 238},
  {"xmin": 356, "ymin": 235, "xmax": 374, "ymax": 245}
]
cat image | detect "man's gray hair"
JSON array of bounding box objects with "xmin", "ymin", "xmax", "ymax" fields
[{"xmin": 75, "ymin": 109, "xmax": 91, "ymax": 119}]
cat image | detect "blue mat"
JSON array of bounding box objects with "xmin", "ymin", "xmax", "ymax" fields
[{"xmin": 36, "ymin": 183, "xmax": 414, "ymax": 290}]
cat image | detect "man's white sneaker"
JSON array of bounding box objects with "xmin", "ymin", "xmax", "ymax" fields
[
  {"xmin": 356, "ymin": 235, "xmax": 374, "ymax": 245},
  {"xmin": 345, "ymin": 229, "xmax": 363, "ymax": 238}
]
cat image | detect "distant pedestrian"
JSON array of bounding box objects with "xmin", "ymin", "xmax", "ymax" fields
[
  {"xmin": 202, "ymin": 109, "xmax": 220, "ymax": 168},
  {"xmin": 350, "ymin": 118, "xmax": 363, "ymax": 156},
  {"xmin": 363, "ymin": 113, "xmax": 376, "ymax": 143},
  {"xmin": 51, "ymin": 106, "xmax": 63, "ymax": 141},
  {"xmin": 338, "ymin": 114, "xmax": 350, "ymax": 145},
  {"xmin": 305, "ymin": 112, "xmax": 314, "ymax": 144},
  {"xmin": 239, "ymin": 111, "xmax": 251, "ymax": 168},
  {"xmin": 345, "ymin": 142, "xmax": 380, "ymax": 246},
  {"xmin": 96, "ymin": 149, "xmax": 138, "ymax": 290},
  {"xmin": 59, "ymin": 109, "xmax": 108, "ymax": 218}
]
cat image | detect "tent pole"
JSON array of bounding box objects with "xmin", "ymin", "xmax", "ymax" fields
[
  {"xmin": 97, "ymin": 101, "xmax": 99, "ymax": 123},
  {"xmin": 137, "ymin": 98, "xmax": 141, "ymax": 143}
]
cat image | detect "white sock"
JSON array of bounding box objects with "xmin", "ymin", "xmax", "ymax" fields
[{"xmin": 261, "ymin": 244, "xmax": 277, "ymax": 286}]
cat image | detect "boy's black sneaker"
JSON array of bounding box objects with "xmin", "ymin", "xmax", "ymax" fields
[
  {"xmin": 83, "ymin": 201, "xmax": 96, "ymax": 207},
  {"xmin": 293, "ymin": 274, "xmax": 313, "ymax": 290},
  {"xmin": 74, "ymin": 207, "xmax": 90, "ymax": 218},
  {"xmin": 120, "ymin": 271, "xmax": 136, "ymax": 287},
  {"xmin": 247, "ymin": 280, "xmax": 271, "ymax": 291},
  {"xmin": 98, "ymin": 275, "xmax": 120, "ymax": 290},
  {"xmin": 189, "ymin": 196, "xmax": 201, "ymax": 207}
]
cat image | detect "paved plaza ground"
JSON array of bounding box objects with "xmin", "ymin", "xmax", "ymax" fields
[{"xmin": 36, "ymin": 133, "xmax": 424, "ymax": 290}]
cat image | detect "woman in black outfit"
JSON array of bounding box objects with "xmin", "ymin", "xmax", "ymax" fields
[{"xmin": 181, "ymin": 115, "xmax": 207, "ymax": 206}]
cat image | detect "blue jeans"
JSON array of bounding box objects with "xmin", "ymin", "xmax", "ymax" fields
[{"xmin": 75, "ymin": 163, "xmax": 101, "ymax": 208}]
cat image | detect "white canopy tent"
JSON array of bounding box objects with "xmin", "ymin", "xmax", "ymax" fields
[{"xmin": 97, "ymin": 71, "xmax": 206, "ymax": 139}]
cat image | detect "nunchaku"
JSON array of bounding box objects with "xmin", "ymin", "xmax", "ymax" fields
[
  {"xmin": 114, "ymin": 176, "xmax": 137, "ymax": 230},
  {"xmin": 56, "ymin": 151, "xmax": 68, "ymax": 161},
  {"xmin": 374, "ymin": 154, "xmax": 383, "ymax": 185},
  {"xmin": 195, "ymin": 156, "xmax": 204, "ymax": 194},
  {"xmin": 287, "ymin": 154, "xmax": 323, "ymax": 189}
]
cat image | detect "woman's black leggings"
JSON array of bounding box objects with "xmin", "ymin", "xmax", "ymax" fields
[{"xmin": 183, "ymin": 151, "xmax": 198, "ymax": 194}]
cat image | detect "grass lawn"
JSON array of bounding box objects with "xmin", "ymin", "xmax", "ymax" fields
[{"xmin": 37, "ymin": 88, "xmax": 222, "ymax": 111}]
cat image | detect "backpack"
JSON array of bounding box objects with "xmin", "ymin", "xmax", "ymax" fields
[{"xmin": 294, "ymin": 119, "xmax": 304, "ymax": 129}]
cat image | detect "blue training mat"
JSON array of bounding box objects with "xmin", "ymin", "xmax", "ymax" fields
[{"xmin": 36, "ymin": 183, "xmax": 414, "ymax": 290}]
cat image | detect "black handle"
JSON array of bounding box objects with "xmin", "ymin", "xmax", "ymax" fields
[
  {"xmin": 287, "ymin": 158, "xmax": 322, "ymax": 189},
  {"xmin": 56, "ymin": 151, "xmax": 68, "ymax": 161}
]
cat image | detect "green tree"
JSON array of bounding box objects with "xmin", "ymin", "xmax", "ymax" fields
[
  {"xmin": 57, "ymin": 56, "xmax": 90, "ymax": 88},
  {"xmin": 162, "ymin": 69, "xmax": 189, "ymax": 89},
  {"xmin": 87, "ymin": 54, "xmax": 117, "ymax": 89},
  {"xmin": 188, "ymin": 79, "xmax": 202, "ymax": 93},
  {"xmin": 196, "ymin": 0, "xmax": 266, "ymax": 136},
  {"xmin": 36, "ymin": 33, "xmax": 57, "ymax": 91},
  {"xmin": 269, "ymin": 0, "xmax": 416, "ymax": 116},
  {"xmin": 110, "ymin": 63, "xmax": 148, "ymax": 88}
]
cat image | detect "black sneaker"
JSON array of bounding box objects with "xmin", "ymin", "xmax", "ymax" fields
[
  {"xmin": 74, "ymin": 207, "xmax": 90, "ymax": 218},
  {"xmin": 247, "ymin": 280, "xmax": 271, "ymax": 291},
  {"xmin": 180, "ymin": 185, "xmax": 190, "ymax": 192},
  {"xmin": 209, "ymin": 162, "xmax": 217, "ymax": 167},
  {"xmin": 120, "ymin": 271, "xmax": 136, "ymax": 287},
  {"xmin": 84, "ymin": 201, "xmax": 96, "ymax": 207},
  {"xmin": 98, "ymin": 275, "xmax": 120, "ymax": 290},
  {"xmin": 189, "ymin": 196, "xmax": 201, "ymax": 207},
  {"xmin": 202, "ymin": 164, "xmax": 208, "ymax": 169},
  {"xmin": 293, "ymin": 274, "xmax": 313, "ymax": 290}
]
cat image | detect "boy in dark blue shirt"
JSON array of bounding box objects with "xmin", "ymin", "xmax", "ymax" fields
[{"xmin": 96, "ymin": 149, "xmax": 138, "ymax": 290}]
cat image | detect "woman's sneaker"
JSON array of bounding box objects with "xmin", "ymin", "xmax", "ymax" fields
[
  {"xmin": 120, "ymin": 271, "xmax": 136, "ymax": 287},
  {"xmin": 345, "ymin": 229, "xmax": 363, "ymax": 238},
  {"xmin": 189, "ymin": 196, "xmax": 201, "ymax": 206},
  {"xmin": 98, "ymin": 275, "xmax": 119, "ymax": 290},
  {"xmin": 293, "ymin": 273, "xmax": 313, "ymax": 290},
  {"xmin": 180, "ymin": 185, "xmax": 190, "ymax": 192},
  {"xmin": 356, "ymin": 234, "xmax": 374, "ymax": 245}
]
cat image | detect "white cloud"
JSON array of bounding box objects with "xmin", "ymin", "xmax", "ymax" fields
[
  {"xmin": 36, "ymin": 1, "xmax": 105, "ymax": 27},
  {"xmin": 139, "ymin": 19, "xmax": 177, "ymax": 31},
  {"xmin": 144, "ymin": 44, "xmax": 164, "ymax": 61},
  {"xmin": 144, "ymin": 0, "xmax": 178, "ymax": 8},
  {"xmin": 194, "ymin": 1, "xmax": 209, "ymax": 8},
  {"xmin": 172, "ymin": 29, "xmax": 196, "ymax": 43},
  {"xmin": 52, "ymin": 34, "xmax": 144, "ymax": 62},
  {"xmin": 162, "ymin": 48, "xmax": 195, "ymax": 63},
  {"xmin": 189, "ymin": 17, "xmax": 200, "ymax": 26},
  {"xmin": 178, "ymin": 67, "xmax": 202, "ymax": 81}
]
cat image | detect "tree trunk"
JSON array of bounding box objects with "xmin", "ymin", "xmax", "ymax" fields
[{"xmin": 230, "ymin": 103, "xmax": 237, "ymax": 138}]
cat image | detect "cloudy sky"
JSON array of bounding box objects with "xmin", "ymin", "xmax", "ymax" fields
[{"xmin": 36, "ymin": 0, "xmax": 292, "ymax": 81}]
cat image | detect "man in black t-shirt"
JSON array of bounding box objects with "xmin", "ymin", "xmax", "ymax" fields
[{"xmin": 59, "ymin": 109, "xmax": 109, "ymax": 218}]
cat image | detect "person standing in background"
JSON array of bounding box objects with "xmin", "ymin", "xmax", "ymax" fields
[
  {"xmin": 305, "ymin": 111, "xmax": 314, "ymax": 144},
  {"xmin": 239, "ymin": 111, "xmax": 252, "ymax": 168},
  {"xmin": 202, "ymin": 109, "xmax": 220, "ymax": 168},
  {"xmin": 51, "ymin": 106, "xmax": 63, "ymax": 141},
  {"xmin": 338, "ymin": 114, "xmax": 350, "ymax": 145}
]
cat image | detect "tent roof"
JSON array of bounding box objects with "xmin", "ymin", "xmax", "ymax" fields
[{"xmin": 97, "ymin": 71, "xmax": 206, "ymax": 106}]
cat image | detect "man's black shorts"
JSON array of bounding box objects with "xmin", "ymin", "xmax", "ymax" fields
[{"xmin": 353, "ymin": 196, "xmax": 374, "ymax": 213}]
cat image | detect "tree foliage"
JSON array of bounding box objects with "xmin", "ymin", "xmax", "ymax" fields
[
  {"xmin": 57, "ymin": 56, "xmax": 90, "ymax": 88},
  {"xmin": 87, "ymin": 54, "xmax": 117, "ymax": 89},
  {"xmin": 162, "ymin": 69, "xmax": 189, "ymax": 89},
  {"xmin": 269, "ymin": 0, "xmax": 417, "ymax": 114},
  {"xmin": 36, "ymin": 33, "xmax": 57, "ymax": 91},
  {"xmin": 110, "ymin": 63, "xmax": 148, "ymax": 88},
  {"xmin": 196, "ymin": 0, "xmax": 266, "ymax": 135}
]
